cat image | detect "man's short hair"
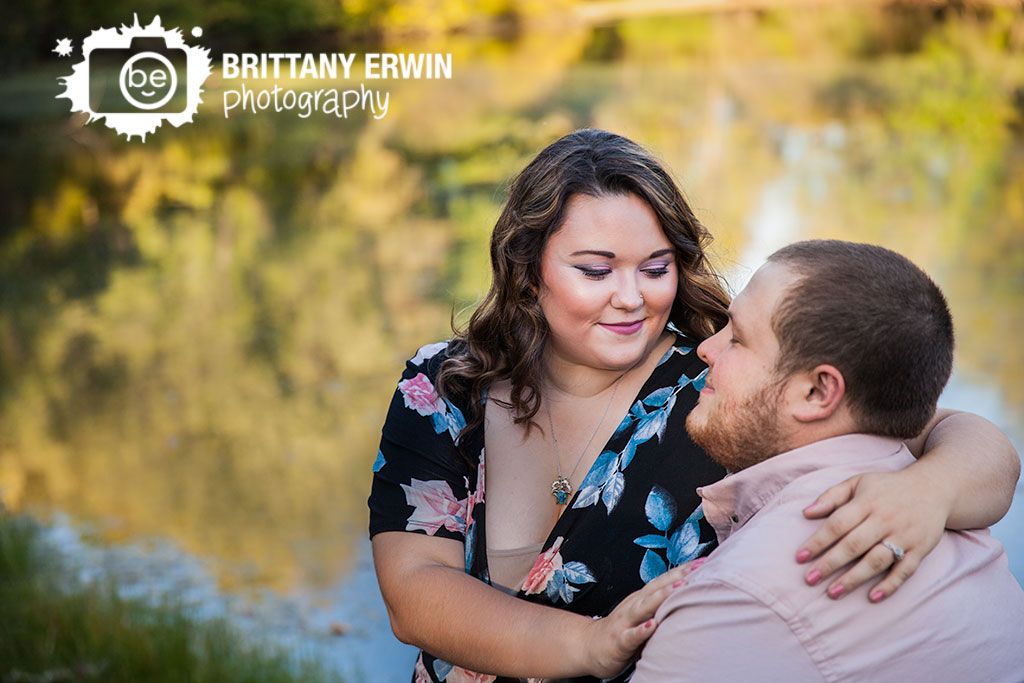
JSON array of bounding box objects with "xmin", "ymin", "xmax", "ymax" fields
[{"xmin": 767, "ymin": 240, "xmax": 954, "ymax": 439}]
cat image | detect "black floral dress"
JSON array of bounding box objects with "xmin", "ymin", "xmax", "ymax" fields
[{"xmin": 368, "ymin": 325, "xmax": 726, "ymax": 683}]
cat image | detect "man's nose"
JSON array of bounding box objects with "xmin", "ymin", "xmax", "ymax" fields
[{"xmin": 697, "ymin": 328, "xmax": 726, "ymax": 366}]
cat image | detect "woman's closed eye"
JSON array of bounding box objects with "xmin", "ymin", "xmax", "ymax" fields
[
  {"xmin": 575, "ymin": 266, "xmax": 612, "ymax": 280},
  {"xmin": 574, "ymin": 264, "xmax": 672, "ymax": 280},
  {"xmin": 641, "ymin": 266, "xmax": 671, "ymax": 278}
]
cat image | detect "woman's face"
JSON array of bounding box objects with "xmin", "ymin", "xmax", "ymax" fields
[{"xmin": 538, "ymin": 192, "xmax": 678, "ymax": 374}]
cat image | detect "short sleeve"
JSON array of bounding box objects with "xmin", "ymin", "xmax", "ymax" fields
[{"xmin": 368, "ymin": 341, "xmax": 476, "ymax": 543}]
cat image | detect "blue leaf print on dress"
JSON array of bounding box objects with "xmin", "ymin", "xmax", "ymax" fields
[
  {"xmin": 574, "ymin": 378, "xmax": 683, "ymax": 513},
  {"xmin": 562, "ymin": 561, "xmax": 596, "ymax": 584},
  {"xmin": 645, "ymin": 485, "xmax": 677, "ymax": 532},
  {"xmin": 668, "ymin": 520, "xmax": 700, "ymax": 566},
  {"xmin": 372, "ymin": 450, "xmax": 386, "ymax": 472},
  {"xmin": 619, "ymin": 438, "xmax": 638, "ymax": 470},
  {"xmin": 464, "ymin": 520, "xmax": 477, "ymax": 573},
  {"xmin": 611, "ymin": 412, "xmax": 633, "ymax": 439},
  {"xmin": 573, "ymin": 485, "xmax": 602, "ymax": 508},
  {"xmin": 640, "ymin": 549, "xmax": 668, "ymax": 583},
  {"xmin": 636, "ymin": 491, "xmax": 710, "ymax": 582},
  {"xmin": 433, "ymin": 658, "xmax": 454, "ymax": 680},
  {"xmin": 601, "ymin": 471, "xmax": 626, "ymax": 512},
  {"xmin": 579, "ymin": 451, "xmax": 619, "ymax": 491},
  {"xmin": 633, "ymin": 534, "xmax": 669, "ymax": 549},
  {"xmin": 546, "ymin": 568, "xmax": 586, "ymax": 604},
  {"xmin": 642, "ymin": 386, "xmax": 675, "ymax": 407},
  {"xmin": 668, "ymin": 505, "xmax": 712, "ymax": 566}
]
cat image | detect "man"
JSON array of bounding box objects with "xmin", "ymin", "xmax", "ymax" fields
[{"xmin": 633, "ymin": 240, "xmax": 1024, "ymax": 682}]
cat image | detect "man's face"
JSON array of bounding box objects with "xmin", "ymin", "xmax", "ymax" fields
[{"xmin": 686, "ymin": 262, "xmax": 800, "ymax": 471}]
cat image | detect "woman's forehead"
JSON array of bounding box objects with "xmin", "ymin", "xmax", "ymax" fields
[{"xmin": 548, "ymin": 193, "xmax": 671, "ymax": 254}]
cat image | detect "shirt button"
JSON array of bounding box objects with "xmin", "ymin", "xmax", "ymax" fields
[{"xmin": 730, "ymin": 514, "xmax": 740, "ymax": 523}]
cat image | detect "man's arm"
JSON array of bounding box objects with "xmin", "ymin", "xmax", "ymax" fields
[{"xmin": 633, "ymin": 579, "xmax": 824, "ymax": 683}]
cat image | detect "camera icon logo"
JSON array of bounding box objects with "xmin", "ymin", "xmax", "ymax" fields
[
  {"xmin": 58, "ymin": 15, "xmax": 212, "ymax": 141},
  {"xmin": 122, "ymin": 50, "xmax": 177, "ymax": 110}
]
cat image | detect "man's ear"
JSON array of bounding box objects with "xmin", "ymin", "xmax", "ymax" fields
[{"xmin": 791, "ymin": 364, "xmax": 845, "ymax": 423}]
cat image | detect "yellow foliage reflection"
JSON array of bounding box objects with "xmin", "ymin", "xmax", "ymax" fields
[{"xmin": 1, "ymin": 5, "xmax": 1021, "ymax": 594}]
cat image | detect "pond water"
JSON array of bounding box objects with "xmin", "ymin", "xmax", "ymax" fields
[{"xmin": 1, "ymin": 5, "xmax": 1022, "ymax": 681}]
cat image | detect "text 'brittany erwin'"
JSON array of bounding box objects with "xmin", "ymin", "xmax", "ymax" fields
[
  {"xmin": 220, "ymin": 53, "xmax": 452, "ymax": 120},
  {"xmin": 221, "ymin": 53, "xmax": 454, "ymax": 80}
]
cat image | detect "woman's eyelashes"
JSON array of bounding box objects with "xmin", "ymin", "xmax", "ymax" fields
[
  {"xmin": 575, "ymin": 266, "xmax": 611, "ymax": 280},
  {"xmin": 573, "ymin": 263, "xmax": 672, "ymax": 280}
]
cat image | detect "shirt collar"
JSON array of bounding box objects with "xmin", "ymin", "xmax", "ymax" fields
[{"xmin": 698, "ymin": 433, "xmax": 906, "ymax": 542}]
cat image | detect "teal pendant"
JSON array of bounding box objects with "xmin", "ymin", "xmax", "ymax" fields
[{"xmin": 551, "ymin": 476, "xmax": 572, "ymax": 505}]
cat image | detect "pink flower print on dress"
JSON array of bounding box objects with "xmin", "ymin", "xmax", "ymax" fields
[
  {"xmin": 399, "ymin": 373, "xmax": 446, "ymax": 416},
  {"xmin": 413, "ymin": 655, "xmax": 432, "ymax": 683},
  {"xmin": 401, "ymin": 478, "xmax": 468, "ymax": 536},
  {"xmin": 446, "ymin": 667, "xmax": 497, "ymax": 683},
  {"xmin": 522, "ymin": 536, "xmax": 565, "ymax": 595}
]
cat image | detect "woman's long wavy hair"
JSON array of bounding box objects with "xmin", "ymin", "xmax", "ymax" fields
[{"xmin": 436, "ymin": 129, "xmax": 730, "ymax": 449}]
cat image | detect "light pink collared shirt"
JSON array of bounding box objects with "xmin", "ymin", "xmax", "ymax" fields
[{"xmin": 633, "ymin": 434, "xmax": 1024, "ymax": 683}]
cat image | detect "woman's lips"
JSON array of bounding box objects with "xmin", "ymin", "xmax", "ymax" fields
[{"xmin": 600, "ymin": 320, "xmax": 643, "ymax": 335}]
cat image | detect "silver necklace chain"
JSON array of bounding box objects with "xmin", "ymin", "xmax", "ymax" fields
[{"xmin": 545, "ymin": 373, "xmax": 626, "ymax": 505}]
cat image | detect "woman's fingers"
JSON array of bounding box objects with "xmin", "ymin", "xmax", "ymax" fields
[
  {"xmin": 617, "ymin": 617, "xmax": 658, "ymax": 655},
  {"xmin": 625, "ymin": 559, "xmax": 704, "ymax": 623},
  {"xmin": 866, "ymin": 550, "xmax": 922, "ymax": 602},
  {"xmin": 801, "ymin": 476, "xmax": 858, "ymax": 521},
  {"xmin": 796, "ymin": 470, "xmax": 946, "ymax": 602},
  {"xmin": 796, "ymin": 498, "xmax": 871, "ymax": 566},
  {"xmin": 586, "ymin": 558, "xmax": 705, "ymax": 677},
  {"xmin": 820, "ymin": 541, "xmax": 904, "ymax": 598}
]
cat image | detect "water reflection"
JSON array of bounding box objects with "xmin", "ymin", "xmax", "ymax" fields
[{"xmin": 0, "ymin": 5, "xmax": 1022, "ymax": 673}]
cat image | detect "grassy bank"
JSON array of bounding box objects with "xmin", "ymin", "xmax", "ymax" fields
[{"xmin": 0, "ymin": 512, "xmax": 345, "ymax": 683}]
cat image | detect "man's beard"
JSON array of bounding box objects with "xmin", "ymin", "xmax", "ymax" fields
[{"xmin": 686, "ymin": 380, "xmax": 789, "ymax": 472}]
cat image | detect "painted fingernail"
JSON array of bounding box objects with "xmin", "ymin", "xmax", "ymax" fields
[
  {"xmin": 803, "ymin": 502, "xmax": 819, "ymax": 513},
  {"xmin": 645, "ymin": 619, "xmax": 655, "ymax": 628},
  {"xmin": 828, "ymin": 583, "xmax": 846, "ymax": 598},
  {"xmin": 691, "ymin": 557, "xmax": 707, "ymax": 569},
  {"xmin": 672, "ymin": 579, "xmax": 684, "ymax": 588},
  {"xmin": 796, "ymin": 549, "xmax": 811, "ymax": 563},
  {"xmin": 806, "ymin": 570, "xmax": 822, "ymax": 585},
  {"xmin": 870, "ymin": 590, "xmax": 885, "ymax": 602}
]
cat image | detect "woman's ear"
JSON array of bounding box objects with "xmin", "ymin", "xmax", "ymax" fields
[{"xmin": 791, "ymin": 364, "xmax": 845, "ymax": 423}]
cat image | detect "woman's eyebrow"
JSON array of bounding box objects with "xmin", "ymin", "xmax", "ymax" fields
[
  {"xmin": 568, "ymin": 248, "xmax": 675, "ymax": 258},
  {"xmin": 570, "ymin": 250, "xmax": 616, "ymax": 258}
]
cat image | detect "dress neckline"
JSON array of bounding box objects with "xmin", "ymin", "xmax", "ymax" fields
[{"xmin": 481, "ymin": 327, "xmax": 696, "ymax": 563}]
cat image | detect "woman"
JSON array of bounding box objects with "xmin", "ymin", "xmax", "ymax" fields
[{"xmin": 368, "ymin": 129, "xmax": 1019, "ymax": 683}]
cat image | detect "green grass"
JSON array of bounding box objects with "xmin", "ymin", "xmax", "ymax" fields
[{"xmin": 0, "ymin": 512, "xmax": 346, "ymax": 683}]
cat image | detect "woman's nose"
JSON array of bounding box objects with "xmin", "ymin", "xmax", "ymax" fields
[{"xmin": 611, "ymin": 276, "xmax": 644, "ymax": 311}]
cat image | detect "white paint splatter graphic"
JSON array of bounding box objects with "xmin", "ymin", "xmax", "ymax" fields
[
  {"xmin": 57, "ymin": 15, "xmax": 213, "ymax": 141},
  {"xmin": 53, "ymin": 38, "xmax": 74, "ymax": 57}
]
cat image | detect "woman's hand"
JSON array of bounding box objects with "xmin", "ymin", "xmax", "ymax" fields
[
  {"xmin": 795, "ymin": 468, "xmax": 948, "ymax": 602},
  {"xmin": 795, "ymin": 409, "xmax": 1020, "ymax": 603},
  {"xmin": 580, "ymin": 558, "xmax": 705, "ymax": 679}
]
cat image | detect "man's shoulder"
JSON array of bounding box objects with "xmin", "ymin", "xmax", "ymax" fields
[{"xmin": 692, "ymin": 496, "xmax": 820, "ymax": 599}]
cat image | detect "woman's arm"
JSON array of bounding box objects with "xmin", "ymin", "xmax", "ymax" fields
[
  {"xmin": 795, "ymin": 408, "xmax": 1020, "ymax": 601},
  {"xmin": 372, "ymin": 531, "xmax": 697, "ymax": 680}
]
